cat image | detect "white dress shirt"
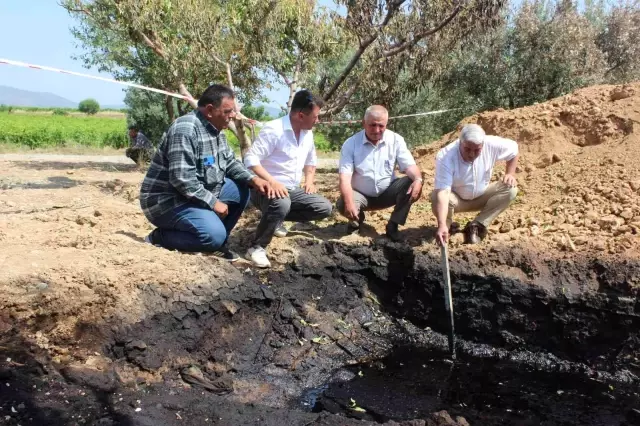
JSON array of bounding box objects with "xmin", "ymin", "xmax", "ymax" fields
[
  {"xmin": 339, "ymin": 129, "xmax": 416, "ymax": 197},
  {"xmin": 244, "ymin": 115, "xmax": 317, "ymax": 189},
  {"xmin": 434, "ymin": 135, "xmax": 518, "ymax": 200}
]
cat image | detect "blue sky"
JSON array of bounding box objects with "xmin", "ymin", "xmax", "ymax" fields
[{"xmin": 0, "ymin": 0, "xmax": 290, "ymax": 107}]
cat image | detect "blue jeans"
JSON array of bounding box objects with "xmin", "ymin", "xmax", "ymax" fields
[{"xmin": 149, "ymin": 178, "xmax": 250, "ymax": 252}]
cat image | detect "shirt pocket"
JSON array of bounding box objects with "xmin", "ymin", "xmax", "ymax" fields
[
  {"xmin": 384, "ymin": 155, "xmax": 396, "ymax": 174},
  {"xmin": 203, "ymin": 163, "xmax": 220, "ymax": 187}
]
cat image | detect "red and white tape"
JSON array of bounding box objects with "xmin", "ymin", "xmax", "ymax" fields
[
  {"xmin": 316, "ymin": 108, "xmax": 459, "ymax": 125},
  {"xmin": 1, "ymin": 57, "xmax": 457, "ymax": 126},
  {"xmin": 0, "ymin": 58, "xmax": 194, "ymax": 102}
]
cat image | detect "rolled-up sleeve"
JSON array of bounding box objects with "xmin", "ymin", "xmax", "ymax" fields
[
  {"xmin": 244, "ymin": 129, "xmax": 274, "ymax": 168},
  {"xmin": 338, "ymin": 138, "xmax": 355, "ymax": 175},
  {"xmin": 305, "ymin": 136, "xmax": 317, "ymax": 167},
  {"xmin": 434, "ymin": 151, "xmax": 453, "ymax": 191},
  {"xmin": 395, "ymin": 134, "xmax": 416, "ymax": 171},
  {"xmin": 495, "ymin": 137, "xmax": 519, "ymax": 162},
  {"xmin": 167, "ymin": 130, "xmax": 216, "ymax": 208}
]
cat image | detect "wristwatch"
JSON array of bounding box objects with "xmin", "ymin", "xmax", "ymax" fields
[{"xmin": 414, "ymin": 178, "xmax": 423, "ymax": 183}]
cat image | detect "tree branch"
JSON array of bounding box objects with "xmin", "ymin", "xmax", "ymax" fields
[
  {"xmin": 322, "ymin": 0, "xmax": 406, "ymax": 101},
  {"xmin": 381, "ymin": 4, "xmax": 463, "ymax": 57},
  {"xmin": 178, "ymin": 83, "xmax": 198, "ymax": 109}
]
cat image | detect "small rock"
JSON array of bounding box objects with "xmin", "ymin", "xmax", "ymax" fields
[
  {"xmin": 500, "ymin": 222, "xmax": 514, "ymax": 233},
  {"xmin": 599, "ymin": 215, "xmax": 623, "ymax": 230},
  {"xmin": 94, "ymin": 210, "xmax": 103, "ymax": 217},
  {"xmin": 35, "ymin": 282, "xmax": 49, "ymax": 291},
  {"xmin": 620, "ymin": 209, "xmax": 634, "ymax": 220},
  {"xmin": 220, "ymin": 300, "xmax": 238, "ymax": 315},
  {"xmin": 6, "ymin": 201, "xmax": 16, "ymax": 207},
  {"xmin": 126, "ymin": 340, "xmax": 147, "ymax": 351},
  {"xmin": 629, "ymin": 181, "xmax": 640, "ymax": 191}
]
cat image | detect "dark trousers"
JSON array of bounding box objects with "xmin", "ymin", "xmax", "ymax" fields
[
  {"xmin": 251, "ymin": 188, "xmax": 332, "ymax": 247},
  {"xmin": 336, "ymin": 176, "xmax": 413, "ymax": 225}
]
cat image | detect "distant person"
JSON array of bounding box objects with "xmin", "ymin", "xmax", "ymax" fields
[
  {"xmin": 337, "ymin": 105, "xmax": 424, "ymax": 241},
  {"xmin": 243, "ymin": 90, "xmax": 333, "ymax": 268},
  {"xmin": 432, "ymin": 124, "xmax": 519, "ymax": 245},
  {"xmin": 139, "ymin": 84, "xmax": 271, "ymax": 260},
  {"xmin": 126, "ymin": 125, "xmax": 153, "ymax": 165}
]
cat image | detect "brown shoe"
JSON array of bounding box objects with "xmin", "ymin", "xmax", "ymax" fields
[{"xmin": 463, "ymin": 221, "xmax": 487, "ymax": 244}]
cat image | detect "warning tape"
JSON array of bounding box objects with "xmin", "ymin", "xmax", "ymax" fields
[
  {"xmin": 316, "ymin": 108, "xmax": 459, "ymax": 125},
  {"xmin": 0, "ymin": 58, "xmax": 194, "ymax": 102},
  {"xmin": 0, "ymin": 58, "xmax": 457, "ymax": 126}
]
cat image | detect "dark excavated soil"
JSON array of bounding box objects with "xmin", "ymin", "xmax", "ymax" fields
[{"xmin": 1, "ymin": 240, "xmax": 639, "ymax": 425}]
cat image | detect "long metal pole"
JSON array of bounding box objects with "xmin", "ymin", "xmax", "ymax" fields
[{"xmin": 440, "ymin": 244, "xmax": 456, "ymax": 358}]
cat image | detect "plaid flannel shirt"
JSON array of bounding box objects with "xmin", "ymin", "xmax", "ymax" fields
[{"xmin": 140, "ymin": 110, "xmax": 254, "ymax": 221}]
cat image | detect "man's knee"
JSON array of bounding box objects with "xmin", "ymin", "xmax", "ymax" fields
[
  {"xmin": 317, "ymin": 198, "xmax": 333, "ymax": 218},
  {"xmin": 199, "ymin": 225, "xmax": 227, "ymax": 251},
  {"xmin": 269, "ymin": 197, "xmax": 292, "ymax": 219}
]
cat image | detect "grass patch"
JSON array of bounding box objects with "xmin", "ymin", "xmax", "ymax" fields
[{"xmin": 0, "ymin": 111, "xmax": 127, "ymax": 149}]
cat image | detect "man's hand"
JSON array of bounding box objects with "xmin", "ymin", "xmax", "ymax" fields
[
  {"xmin": 502, "ymin": 173, "xmax": 517, "ymax": 187},
  {"xmin": 269, "ymin": 179, "xmax": 289, "ymax": 199},
  {"xmin": 213, "ymin": 200, "xmax": 229, "ymax": 219},
  {"xmin": 250, "ymin": 177, "xmax": 271, "ymax": 196},
  {"xmin": 345, "ymin": 202, "xmax": 360, "ymax": 221},
  {"xmin": 435, "ymin": 224, "xmax": 449, "ymax": 246},
  {"xmin": 304, "ymin": 181, "xmax": 317, "ymax": 194},
  {"xmin": 406, "ymin": 179, "xmax": 423, "ymax": 203}
]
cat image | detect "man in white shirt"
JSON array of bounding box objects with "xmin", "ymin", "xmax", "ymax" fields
[
  {"xmin": 432, "ymin": 124, "xmax": 519, "ymax": 245},
  {"xmin": 337, "ymin": 105, "xmax": 424, "ymax": 241},
  {"xmin": 244, "ymin": 90, "xmax": 333, "ymax": 267}
]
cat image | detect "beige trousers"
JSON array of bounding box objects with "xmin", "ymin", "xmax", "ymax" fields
[{"xmin": 431, "ymin": 182, "xmax": 518, "ymax": 227}]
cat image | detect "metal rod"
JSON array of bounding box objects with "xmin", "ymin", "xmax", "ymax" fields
[{"xmin": 440, "ymin": 244, "xmax": 456, "ymax": 358}]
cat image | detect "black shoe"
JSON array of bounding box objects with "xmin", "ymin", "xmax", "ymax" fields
[
  {"xmin": 347, "ymin": 211, "xmax": 366, "ymax": 233},
  {"xmin": 385, "ymin": 221, "xmax": 401, "ymax": 242},
  {"xmin": 212, "ymin": 246, "xmax": 240, "ymax": 262},
  {"xmin": 463, "ymin": 221, "xmax": 487, "ymax": 244},
  {"xmin": 449, "ymin": 222, "xmax": 461, "ymax": 234}
]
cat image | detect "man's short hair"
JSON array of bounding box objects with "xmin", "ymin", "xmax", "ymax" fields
[
  {"xmin": 128, "ymin": 125, "xmax": 138, "ymax": 131},
  {"xmin": 460, "ymin": 124, "xmax": 486, "ymax": 145},
  {"xmin": 198, "ymin": 84, "xmax": 235, "ymax": 108},
  {"xmin": 290, "ymin": 89, "xmax": 324, "ymax": 114}
]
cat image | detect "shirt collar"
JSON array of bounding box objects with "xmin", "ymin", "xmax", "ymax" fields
[
  {"xmin": 195, "ymin": 110, "xmax": 220, "ymax": 136},
  {"xmin": 283, "ymin": 114, "xmax": 294, "ymax": 132},
  {"xmin": 362, "ymin": 130, "xmax": 386, "ymax": 146}
]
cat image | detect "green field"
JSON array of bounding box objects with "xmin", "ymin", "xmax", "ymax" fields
[
  {"xmin": 0, "ymin": 111, "xmax": 128, "ymax": 149},
  {"xmin": 0, "ymin": 110, "xmax": 336, "ymax": 153}
]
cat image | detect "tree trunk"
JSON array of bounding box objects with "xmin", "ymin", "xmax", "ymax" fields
[
  {"xmin": 177, "ymin": 101, "xmax": 185, "ymax": 117},
  {"xmin": 165, "ymin": 96, "xmax": 175, "ymax": 122}
]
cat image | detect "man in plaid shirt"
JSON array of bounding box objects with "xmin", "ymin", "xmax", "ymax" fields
[{"xmin": 140, "ymin": 84, "xmax": 270, "ymax": 261}]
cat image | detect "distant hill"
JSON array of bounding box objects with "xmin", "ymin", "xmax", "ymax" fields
[
  {"xmin": 0, "ymin": 85, "xmax": 77, "ymax": 108},
  {"xmin": 260, "ymin": 104, "xmax": 284, "ymax": 118}
]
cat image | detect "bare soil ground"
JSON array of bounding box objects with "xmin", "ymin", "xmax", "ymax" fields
[{"xmin": 1, "ymin": 82, "xmax": 639, "ymax": 425}]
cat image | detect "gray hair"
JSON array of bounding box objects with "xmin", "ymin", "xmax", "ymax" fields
[
  {"xmin": 363, "ymin": 105, "xmax": 388, "ymax": 121},
  {"xmin": 460, "ymin": 124, "xmax": 486, "ymax": 145}
]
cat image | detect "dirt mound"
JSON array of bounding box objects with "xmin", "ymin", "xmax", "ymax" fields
[
  {"xmin": 414, "ymin": 82, "xmax": 640, "ymax": 256},
  {"xmin": 415, "ymin": 82, "xmax": 639, "ymax": 159}
]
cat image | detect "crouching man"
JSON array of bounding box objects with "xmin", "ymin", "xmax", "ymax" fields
[
  {"xmin": 432, "ymin": 124, "xmax": 519, "ymax": 245},
  {"xmin": 140, "ymin": 84, "xmax": 270, "ymax": 260},
  {"xmin": 337, "ymin": 105, "xmax": 423, "ymax": 241},
  {"xmin": 243, "ymin": 90, "xmax": 332, "ymax": 268}
]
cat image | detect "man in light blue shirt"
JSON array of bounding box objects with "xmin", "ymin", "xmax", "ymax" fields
[{"xmin": 337, "ymin": 105, "xmax": 424, "ymax": 241}]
